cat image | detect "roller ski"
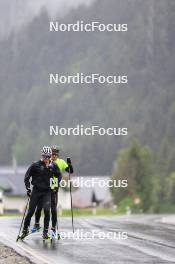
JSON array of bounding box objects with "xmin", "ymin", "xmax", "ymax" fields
[
  {"xmin": 57, "ymin": 232, "xmax": 61, "ymax": 240},
  {"xmin": 16, "ymin": 229, "xmax": 29, "ymax": 242}
]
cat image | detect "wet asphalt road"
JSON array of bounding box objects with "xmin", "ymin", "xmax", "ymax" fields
[{"xmin": 0, "ymin": 215, "xmax": 175, "ymax": 264}]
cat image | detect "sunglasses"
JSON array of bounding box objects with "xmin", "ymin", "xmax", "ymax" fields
[{"xmin": 42, "ymin": 155, "xmax": 51, "ymax": 160}]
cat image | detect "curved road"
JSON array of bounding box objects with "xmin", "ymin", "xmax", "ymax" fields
[{"xmin": 0, "ymin": 215, "xmax": 175, "ymax": 264}]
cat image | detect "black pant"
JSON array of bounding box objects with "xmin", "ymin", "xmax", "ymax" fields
[
  {"xmin": 23, "ymin": 188, "xmax": 51, "ymax": 231},
  {"xmin": 35, "ymin": 192, "xmax": 58, "ymax": 229}
]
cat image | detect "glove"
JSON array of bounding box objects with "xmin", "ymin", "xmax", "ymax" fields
[
  {"xmin": 54, "ymin": 188, "xmax": 58, "ymax": 193},
  {"xmin": 66, "ymin": 157, "xmax": 74, "ymax": 174},
  {"xmin": 67, "ymin": 157, "xmax": 72, "ymax": 165},
  {"xmin": 27, "ymin": 189, "xmax": 31, "ymax": 197}
]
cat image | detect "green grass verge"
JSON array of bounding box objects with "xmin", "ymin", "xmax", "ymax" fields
[
  {"xmin": 61, "ymin": 207, "xmax": 118, "ymax": 217},
  {"xmin": 0, "ymin": 207, "xmax": 118, "ymax": 217}
]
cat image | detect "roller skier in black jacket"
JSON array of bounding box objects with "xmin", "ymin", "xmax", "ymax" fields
[{"xmin": 20, "ymin": 146, "xmax": 61, "ymax": 240}]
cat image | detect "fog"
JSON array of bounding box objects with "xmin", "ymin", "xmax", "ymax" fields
[{"xmin": 0, "ymin": 0, "xmax": 95, "ymax": 38}]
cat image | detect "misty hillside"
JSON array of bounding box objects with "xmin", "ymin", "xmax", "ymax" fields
[
  {"xmin": 0, "ymin": 0, "xmax": 94, "ymax": 38},
  {"xmin": 0, "ymin": 0, "xmax": 175, "ymax": 176}
]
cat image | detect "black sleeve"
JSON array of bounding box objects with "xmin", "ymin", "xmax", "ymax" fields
[
  {"xmin": 24, "ymin": 164, "xmax": 34, "ymax": 190},
  {"xmin": 65, "ymin": 164, "xmax": 74, "ymax": 174}
]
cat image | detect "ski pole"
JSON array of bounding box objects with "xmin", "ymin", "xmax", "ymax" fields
[
  {"xmin": 67, "ymin": 157, "xmax": 74, "ymax": 233},
  {"xmin": 16, "ymin": 197, "xmax": 30, "ymax": 242},
  {"xmin": 55, "ymin": 194, "xmax": 59, "ymax": 238}
]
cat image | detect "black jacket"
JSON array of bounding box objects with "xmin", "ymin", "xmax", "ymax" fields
[{"xmin": 24, "ymin": 160, "xmax": 61, "ymax": 191}]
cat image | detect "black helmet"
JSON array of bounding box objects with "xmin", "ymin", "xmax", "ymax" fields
[
  {"xmin": 41, "ymin": 146, "xmax": 52, "ymax": 158},
  {"xmin": 51, "ymin": 145, "xmax": 59, "ymax": 155}
]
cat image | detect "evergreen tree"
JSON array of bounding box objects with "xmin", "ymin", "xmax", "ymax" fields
[{"xmin": 111, "ymin": 140, "xmax": 154, "ymax": 212}]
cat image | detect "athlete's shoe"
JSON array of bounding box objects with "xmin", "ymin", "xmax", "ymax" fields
[
  {"xmin": 51, "ymin": 228, "xmax": 61, "ymax": 240},
  {"xmin": 31, "ymin": 223, "xmax": 41, "ymax": 233},
  {"xmin": 20, "ymin": 229, "xmax": 29, "ymax": 240},
  {"xmin": 43, "ymin": 231, "xmax": 50, "ymax": 240},
  {"xmin": 51, "ymin": 228, "xmax": 57, "ymax": 238}
]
